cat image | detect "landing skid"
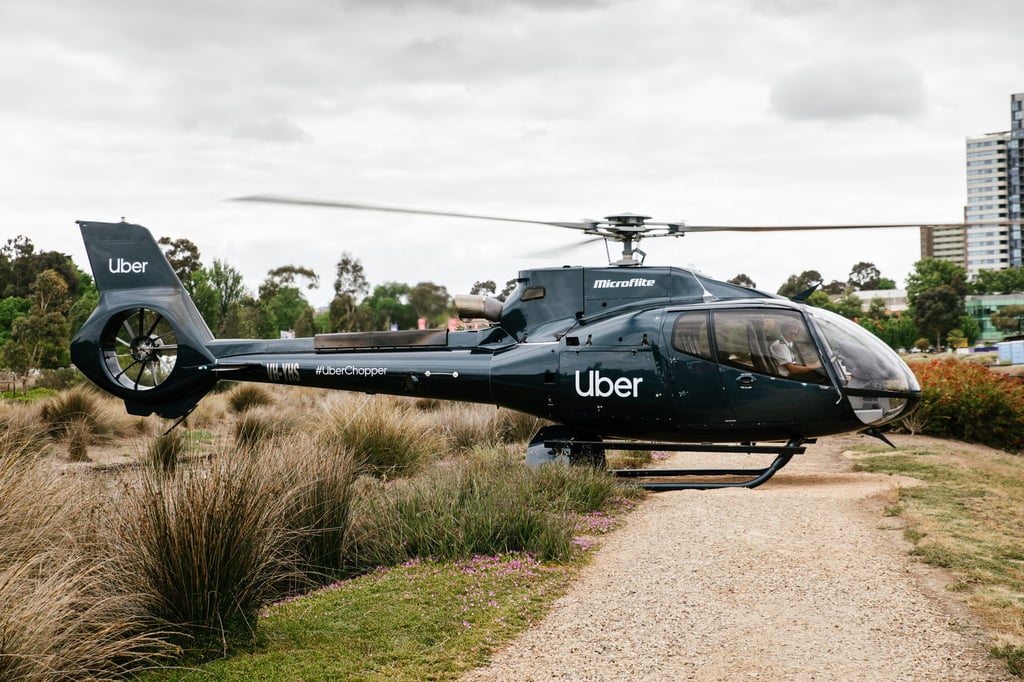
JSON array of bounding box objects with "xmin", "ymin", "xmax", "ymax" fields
[{"xmin": 547, "ymin": 438, "xmax": 808, "ymax": 491}]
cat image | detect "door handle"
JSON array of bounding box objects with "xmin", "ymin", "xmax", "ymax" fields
[{"xmin": 736, "ymin": 373, "xmax": 756, "ymax": 389}]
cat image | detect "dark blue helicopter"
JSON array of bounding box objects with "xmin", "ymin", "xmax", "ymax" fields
[{"xmin": 70, "ymin": 200, "xmax": 929, "ymax": 489}]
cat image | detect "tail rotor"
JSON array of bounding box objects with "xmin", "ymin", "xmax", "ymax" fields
[{"xmin": 102, "ymin": 306, "xmax": 178, "ymax": 391}]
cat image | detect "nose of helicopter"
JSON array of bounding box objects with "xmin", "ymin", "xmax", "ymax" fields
[{"xmin": 806, "ymin": 307, "xmax": 921, "ymax": 427}]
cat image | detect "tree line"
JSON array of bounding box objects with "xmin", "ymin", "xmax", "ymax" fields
[{"xmin": 3, "ymin": 235, "xmax": 1024, "ymax": 390}]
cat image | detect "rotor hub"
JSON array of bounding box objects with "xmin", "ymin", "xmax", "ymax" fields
[{"xmin": 130, "ymin": 335, "xmax": 164, "ymax": 364}]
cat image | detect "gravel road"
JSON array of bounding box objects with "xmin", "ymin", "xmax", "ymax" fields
[{"xmin": 462, "ymin": 434, "xmax": 1012, "ymax": 681}]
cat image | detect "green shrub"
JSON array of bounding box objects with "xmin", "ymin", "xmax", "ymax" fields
[
  {"xmin": 896, "ymin": 359, "xmax": 1024, "ymax": 452},
  {"xmin": 226, "ymin": 384, "xmax": 274, "ymax": 414}
]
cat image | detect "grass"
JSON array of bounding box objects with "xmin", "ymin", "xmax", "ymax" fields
[
  {"xmin": 153, "ymin": 555, "xmax": 579, "ymax": 681},
  {"xmin": 852, "ymin": 441, "xmax": 1024, "ymax": 672},
  {"xmin": 0, "ymin": 386, "xmax": 644, "ymax": 679}
]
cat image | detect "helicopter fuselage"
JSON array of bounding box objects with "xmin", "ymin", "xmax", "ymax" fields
[{"xmin": 70, "ymin": 221, "xmax": 920, "ymax": 450}]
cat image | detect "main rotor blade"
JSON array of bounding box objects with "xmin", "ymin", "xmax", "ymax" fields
[
  {"xmin": 233, "ymin": 195, "xmax": 595, "ymax": 231},
  {"xmin": 677, "ymin": 222, "xmax": 973, "ymax": 233}
]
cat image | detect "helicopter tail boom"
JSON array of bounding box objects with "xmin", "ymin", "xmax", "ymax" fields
[{"xmin": 71, "ymin": 221, "xmax": 219, "ymax": 419}]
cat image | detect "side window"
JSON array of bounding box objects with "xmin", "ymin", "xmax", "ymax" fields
[
  {"xmin": 712, "ymin": 309, "xmax": 827, "ymax": 384},
  {"xmin": 670, "ymin": 311, "xmax": 713, "ymax": 360}
]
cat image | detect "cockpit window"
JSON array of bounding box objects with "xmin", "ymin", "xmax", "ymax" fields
[
  {"xmin": 670, "ymin": 311, "xmax": 713, "ymax": 360},
  {"xmin": 712, "ymin": 309, "xmax": 828, "ymax": 384},
  {"xmin": 806, "ymin": 307, "xmax": 917, "ymax": 394}
]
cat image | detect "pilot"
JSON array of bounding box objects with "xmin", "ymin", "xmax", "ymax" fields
[{"xmin": 770, "ymin": 320, "xmax": 822, "ymax": 379}]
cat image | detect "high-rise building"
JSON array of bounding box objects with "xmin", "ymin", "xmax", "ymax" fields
[
  {"xmin": 964, "ymin": 130, "xmax": 1010, "ymax": 276},
  {"xmin": 1009, "ymin": 92, "xmax": 1023, "ymax": 267},
  {"xmin": 923, "ymin": 92, "xmax": 1024, "ymax": 275}
]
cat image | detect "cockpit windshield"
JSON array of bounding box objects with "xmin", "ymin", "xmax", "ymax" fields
[
  {"xmin": 807, "ymin": 307, "xmax": 920, "ymax": 424},
  {"xmin": 807, "ymin": 308, "xmax": 917, "ymax": 392}
]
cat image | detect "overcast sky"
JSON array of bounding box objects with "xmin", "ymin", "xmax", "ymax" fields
[{"xmin": 2, "ymin": 0, "xmax": 1022, "ymax": 308}]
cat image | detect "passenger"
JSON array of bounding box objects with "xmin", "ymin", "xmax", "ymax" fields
[{"xmin": 770, "ymin": 320, "xmax": 822, "ymax": 379}]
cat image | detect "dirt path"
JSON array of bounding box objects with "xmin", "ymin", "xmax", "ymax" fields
[{"xmin": 463, "ymin": 434, "xmax": 1011, "ymax": 681}]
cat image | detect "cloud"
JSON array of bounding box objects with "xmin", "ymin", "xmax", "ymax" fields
[{"xmin": 769, "ymin": 57, "xmax": 926, "ymax": 121}]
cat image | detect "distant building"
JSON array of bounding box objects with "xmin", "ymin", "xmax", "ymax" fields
[
  {"xmin": 833, "ymin": 289, "xmax": 908, "ymax": 314},
  {"xmin": 923, "ymin": 92, "xmax": 1024, "ymax": 276},
  {"xmin": 966, "ymin": 292, "xmax": 1024, "ymax": 342},
  {"xmin": 965, "ymin": 130, "xmax": 1012, "ymax": 276}
]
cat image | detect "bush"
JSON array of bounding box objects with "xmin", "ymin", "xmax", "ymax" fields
[
  {"xmin": 273, "ymin": 440, "xmax": 362, "ymax": 584},
  {"xmin": 896, "ymin": 359, "xmax": 1024, "ymax": 452}
]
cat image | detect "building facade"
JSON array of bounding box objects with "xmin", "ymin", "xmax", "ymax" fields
[
  {"xmin": 964, "ymin": 130, "xmax": 1011, "ymax": 275},
  {"xmin": 922, "ymin": 93, "xmax": 1024, "ymax": 275}
]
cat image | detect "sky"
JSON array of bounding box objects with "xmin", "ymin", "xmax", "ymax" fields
[{"xmin": 2, "ymin": 0, "xmax": 1023, "ymax": 309}]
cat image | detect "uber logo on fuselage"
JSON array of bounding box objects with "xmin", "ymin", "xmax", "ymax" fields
[{"xmin": 574, "ymin": 370, "xmax": 643, "ymax": 398}]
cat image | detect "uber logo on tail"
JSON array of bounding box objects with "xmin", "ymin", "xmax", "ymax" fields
[
  {"xmin": 574, "ymin": 370, "xmax": 642, "ymax": 398},
  {"xmin": 108, "ymin": 258, "xmax": 149, "ymax": 274}
]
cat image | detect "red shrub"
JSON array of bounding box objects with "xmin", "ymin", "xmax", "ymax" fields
[{"xmin": 899, "ymin": 359, "xmax": 1024, "ymax": 452}]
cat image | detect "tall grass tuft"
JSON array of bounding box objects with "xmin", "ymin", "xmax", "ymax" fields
[
  {"xmin": 227, "ymin": 384, "xmax": 274, "ymax": 414},
  {"xmin": 147, "ymin": 430, "xmax": 187, "ymax": 473},
  {"xmin": 268, "ymin": 436, "xmax": 363, "ymax": 584},
  {"xmin": 39, "ymin": 385, "xmax": 104, "ymax": 439},
  {"xmin": 351, "ymin": 452, "xmax": 581, "ymax": 567},
  {"xmin": 0, "ymin": 551, "xmax": 178, "ymax": 680},
  {"xmin": 233, "ymin": 406, "xmax": 299, "ymax": 453},
  {"xmin": 105, "ymin": 453, "xmax": 299, "ymax": 649},
  {"xmin": 317, "ymin": 395, "xmax": 444, "ymax": 479}
]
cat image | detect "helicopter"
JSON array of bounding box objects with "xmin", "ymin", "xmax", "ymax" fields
[{"xmin": 69, "ymin": 199, "xmax": 935, "ymax": 489}]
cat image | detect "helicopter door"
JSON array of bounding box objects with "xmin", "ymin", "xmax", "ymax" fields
[
  {"xmin": 712, "ymin": 309, "xmax": 839, "ymax": 427},
  {"xmin": 662, "ymin": 311, "xmax": 734, "ymax": 428}
]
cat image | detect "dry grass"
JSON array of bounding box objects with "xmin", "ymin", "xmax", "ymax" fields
[{"xmin": 853, "ymin": 440, "xmax": 1024, "ymax": 656}]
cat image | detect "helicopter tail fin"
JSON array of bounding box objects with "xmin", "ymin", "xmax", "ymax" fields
[{"xmin": 71, "ymin": 221, "xmax": 218, "ymax": 419}]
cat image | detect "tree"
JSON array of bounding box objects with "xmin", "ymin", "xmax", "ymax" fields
[
  {"xmin": 848, "ymin": 262, "xmax": 882, "ymax": 291},
  {"xmin": 2, "ymin": 270, "xmax": 71, "ymax": 392},
  {"xmin": 991, "ymin": 304, "xmax": 1024, "ymax": 337},
  {"xmin": 257, "ymin": 264, "xmax": 318, "ymax": 334},
  {"xmin": 470, "ymin": 280, "xmax": 497, "ymax": 296},
  {"xmin": 776, "ymin": 270, "xmax": 823, "ymax": 298},
  {"xmin": 971, "ymin": 267, "xmax": 1024, "ymax": 295},
  {"xmin": 293, "ymin": 306, "xmax": 318, "ymax": 337},
  {"xmin": 359, "ymin": 282, "xmax": 416, "ymax": 330},
  {"xmin": 828, "ymin": 293, "xmax": 864, "ymax": 319},
  {"xmin": 158, "ymin": 237, "xmax": 202, "ymax": 290},
  {"xmin": 0, "ymin": 296, "xmax": 30, "ymax": 346},
  {"xmin": 258, "ymin": 265, "xmax": 319, "ymax": 300},
  {"xmin": 329, "ymin": 252, "xmax": 369, "ymax": 333},
  {"xmin": 408, "ymin": 281, "xmax": 450, "ymax": 326},
  {"xmin": 0, "ymin": 236, "xmax": 81, "ymax": 299},
  {"xmin": 905, "ymin": 258, "xmax": 968, "ymax": 305},
  {"xmin": 911, "ymin": 285, "xmax": 964, "ymax": 349},
  {"xmin": 727, "ymin": 273, "xmax": 756, "ymax": 288}
]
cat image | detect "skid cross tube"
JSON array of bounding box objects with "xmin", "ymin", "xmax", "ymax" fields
[{"xmin": 546, "ymin": 438, "xmax": 807, "ymax": 491}]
